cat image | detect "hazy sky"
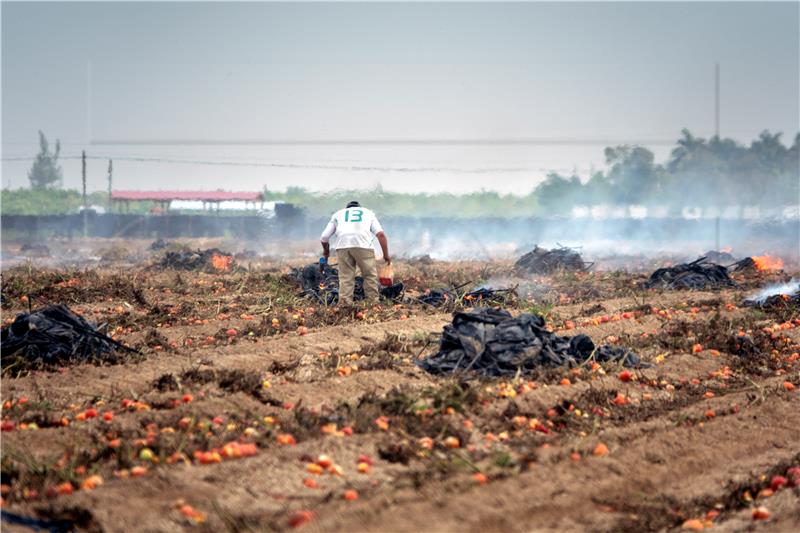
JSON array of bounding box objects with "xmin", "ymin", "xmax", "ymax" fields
[{"xmin": 2, "ymin": 1, "xmax": 798, "ymax": 193}]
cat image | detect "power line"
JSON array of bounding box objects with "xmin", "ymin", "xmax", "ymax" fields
[
  {"xmin": 89, "ymin": 137, "xmax": 681, "ymax": 146},
  {"xmin": 1, "ymin": 154, "xmax": 594, "ymax": 174}
]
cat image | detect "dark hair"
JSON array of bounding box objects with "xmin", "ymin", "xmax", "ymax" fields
[{"xmin": 346, "ymin": 201, "xmax": 360, "ymax": 208}]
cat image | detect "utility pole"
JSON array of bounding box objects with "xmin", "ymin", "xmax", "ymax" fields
[
  {"xmin": 107, "ymin": 159, "xmax": 113, "ymax": 211},
  {"xmin": 714, "ymin": 63, "xmax": 720, "ymax": 138},
  {"xmin": 82, "ymin": 150, "xmax": 88, "ymax": 238}
]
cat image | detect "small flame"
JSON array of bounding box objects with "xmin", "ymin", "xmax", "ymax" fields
[
  {"xmin": 720, "ymin": 246, "xmax": 732, "ymax": 253},
  {"xmin": 751, "ymin": 254, "xmax": 784, "ymax": 271},
  {"xmin": 210, "ymin": 253, "xmax": 233, "ymax": 271}
]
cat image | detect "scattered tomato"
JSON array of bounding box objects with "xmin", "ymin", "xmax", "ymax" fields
[
  {"xmin": 770, "ymin": 475, "xmax": 788, "ymax": 491},
  {"xmin": 306, "ymin": 463, "xmax": 324, "ymax": 475},
  {"xmin": 443, "ymin": 436, "xmax": 460, "ymax": 449},
  {"xmin": 681, "ymin": 518, "xmax": 705, "ymax": 530},
  {"xmin": 288, "ymin": 510, "xmax": 314, "ymax": 528},
  {"xmin": 374, "ymin": 416, "xmax": 390, "ymax": 431},
  {"xmin": 593, "ymin": 443, "xmax": 609, "ymax": 457},
  {"xmin": 81, "ymin": 475, "xmax": 103, "ymax": 490},
  {"xmin": 612, "ymin": 392, "xmax": 627, "ymax": 406},
  {"xmin": 55, "ymin": 482, "xmax": 74, "ymax": 495},
  {"xmin": 139, "ymin": 448, "xmax": 155, "ymax": 461},
  {"xmin": 277, "ymin": 433, "xmax": 297, "ymax": 445},
  {"xmin": 418, "ymin": 437, "xmax": 434, "ymax": 450}
]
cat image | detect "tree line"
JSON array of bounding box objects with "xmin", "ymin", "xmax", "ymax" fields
[
  {"xmin": 4, "ymin": 129, "xmax": 799, "ymax": 217},
  {"xmin": 535, "ymin": 130, "xmax": 799, "ymax": 211}
]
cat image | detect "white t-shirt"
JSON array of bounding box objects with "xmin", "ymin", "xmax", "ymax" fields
[{"xmin": 320, "ymin": 206, "xmax": 384, "ymax": 250}]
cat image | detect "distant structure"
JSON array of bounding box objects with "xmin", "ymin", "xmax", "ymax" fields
[{"xmin": 110, "ymin": 190, "xmax": 265, "ymax": 212}]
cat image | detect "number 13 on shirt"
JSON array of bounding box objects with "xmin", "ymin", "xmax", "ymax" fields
[{"xmin": 344, "ymin": 209, "xmax": 363, "ymax": 222}]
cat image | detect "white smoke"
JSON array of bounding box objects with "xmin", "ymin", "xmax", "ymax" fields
[{"xmin": 746, "ymin": 279, "xmax": 800, "ymax": 304}]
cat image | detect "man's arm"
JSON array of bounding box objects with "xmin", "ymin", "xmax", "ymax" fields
[
  {"xmin": 376, "ymin": 231, "xmax": 390, "ymax": 264},
  {"xmin": 370, "ymin": 214, "xmax": 389, "ymax": 263},
  {"xmin": 320, "ymin": 216, "xmax": 337, "ymax": 258}
]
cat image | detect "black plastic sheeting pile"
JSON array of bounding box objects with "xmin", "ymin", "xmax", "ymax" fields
[
  {"xmin": 515, "ymin": 246, "xmax": 590, "ymax": 275},
  {"xmin": 416, "ymin": 308, "xmax": 645, "ymax": 377},
  {"xmin": 644, "ymin": 258, "xmax": 736, "ymax": 290},
  {"xmin": 1, "ymin": 510, "xmax": 74, "ymax": 533},
  {"xmin": 156, "ymin": 248, "xmax": 233, "ymax": 271},
  {"xmin": 416, "ymin": 287, "xmax": 516, "ymax": 307},
  {"xmin": 731, "ymin": 257, "xmax": 759, "ymax": 272},
  {"xmin": 290, "ymin": 263, "xmax": 404, "ymax": 305},
  {"xmin": 1, "ymin": 304, "xmax": 139, "ymax": 367}
]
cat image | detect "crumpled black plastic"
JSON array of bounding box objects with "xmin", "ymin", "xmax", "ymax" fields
[
  {"xmin": 289, "ymin": 263, "xmax": 404, "ymax": 305},
  {"xmin": 417, "ymin": 307, "xmax": 645, "ymax": 377},
  {"xmin": 645, "ymin": 257, "xmax": 736, "ymax": 290},
  {"xmin": 1, "ymin": 304, "xmax": 138, "ymax": 367},
  {"xmin": 1, "ymin": 510, "xmax": 74, "ymax": 533},
  {"xmin": 515, "ymin": 246, "xmax": 589, "ymax": 274},
  {"xmin": 415, "ymin": 287, "xmax": 515, "ymax": 307}
]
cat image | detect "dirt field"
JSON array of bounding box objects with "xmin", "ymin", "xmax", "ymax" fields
[{"xmin": 1, "ymin": 248, "xmax": 799, "ymax": 532}]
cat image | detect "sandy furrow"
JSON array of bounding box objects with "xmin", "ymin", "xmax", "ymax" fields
[
  {"xmin": 1, "ymin": 312, "xmax": 453, "ymax": 403},
  {"xmin": 305, "ymin": 396, "xmax": 799, "ymax": 533}
]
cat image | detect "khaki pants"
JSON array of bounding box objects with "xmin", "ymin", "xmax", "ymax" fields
[{"xmin": 337, "ymin": 247, "xmax": 379, "ymax": 305}]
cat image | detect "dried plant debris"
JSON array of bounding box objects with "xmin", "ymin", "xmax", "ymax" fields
[{"xmin": 156, "ymin": 248, "xmax": 235, "ymax": 272}]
